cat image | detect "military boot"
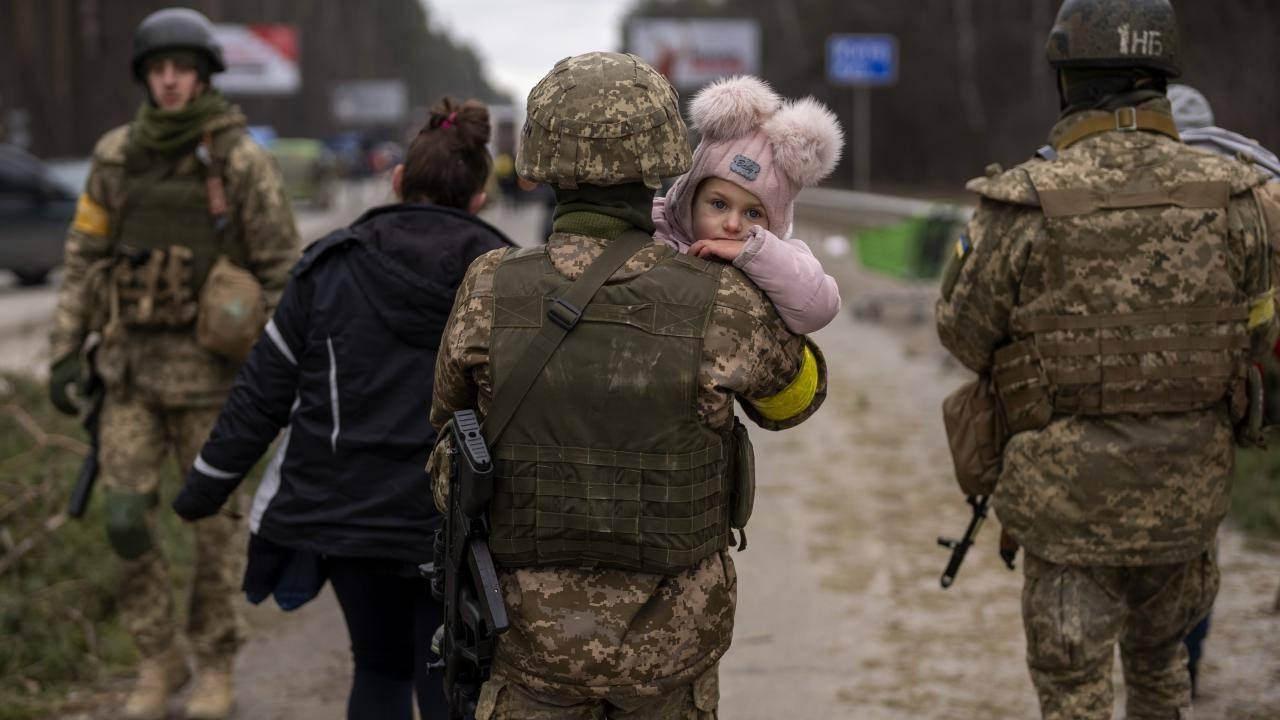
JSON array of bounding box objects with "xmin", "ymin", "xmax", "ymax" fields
[
  {"xmin": 183, "ymin": 665, "xmax": 234, "ymax": 720},
  {"xmin": 123, "ymin": 646, "xmax": 190, "ymax": 720}
]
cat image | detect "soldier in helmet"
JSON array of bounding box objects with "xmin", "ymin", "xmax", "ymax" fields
[
  {"xmin": 936, "ymin": 1, "xmax": 1280, "ymax": 718},
  {"xmin": 1165, "ymin": 82, "xmax": 1280, "ymax": 698},
  {"xmin": 47, "ymin": 7, "xmax": 299, "ymax": 720},
  {"xmin": 429, "ymin": 52, "xmax": 826, "ymax": 718}
]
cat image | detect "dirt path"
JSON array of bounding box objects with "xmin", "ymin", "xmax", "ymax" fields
[
  {"xmin": 721, "ymin": 249, "xmax": 1280, "ymax": 718},
  {"xmin": 219, "ymin": 273, "xmax": 1280, "ymax": 720},
  {"xmin": 37, "ymin": 202, "xmax": 1280, "ymax": 719}
]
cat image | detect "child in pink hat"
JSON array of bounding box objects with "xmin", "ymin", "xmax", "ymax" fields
[{"xmin": 654, "ymin": 75, "xmax": 844, "ymax": 334}]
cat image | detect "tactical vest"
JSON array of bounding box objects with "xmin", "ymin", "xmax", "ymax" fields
[
  {"xmin": 110, "ymin": 127, "xmax": 246, "ymax": 329},
  {"xmin": 487, "ymin": 245, "xmax": 731, "ymax": 574},
  {"xmin": 994, "ymin": 151, "xmax": 1260, "ymax": 429}
]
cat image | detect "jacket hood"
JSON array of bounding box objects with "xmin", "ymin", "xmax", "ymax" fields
[{"xmin": 345, "ymin": 203, "xmax": 511, "ymax": 348}]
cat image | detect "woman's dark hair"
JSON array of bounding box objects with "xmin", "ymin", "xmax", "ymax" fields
[{"xmin": 400, "ymin": 97, "xmax": 491, "ymax": 210}]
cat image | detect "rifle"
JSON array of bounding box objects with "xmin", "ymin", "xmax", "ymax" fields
[
  {"xmin": 426, "ymin": 409, "xmax": 509, "ymax": 720},
  {"xmin": 937, "ymin": 494, "xmax": 1017, "ymax": 588},
  {"xmin": 66, "ymin": 356, "xmax": 104, "ymax": 519}
]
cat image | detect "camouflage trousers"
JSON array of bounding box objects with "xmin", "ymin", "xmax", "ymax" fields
[
  {"xmin": 1021, "ymin": 549, "xmax": 1219, "ymax": 720},
  {"xmin": 100, "ymin": 394, "xmax": 246, "ymax": 667},
  {"xmin": 475, "ymin": 665, "xmax": 719, "ymax": 720}
]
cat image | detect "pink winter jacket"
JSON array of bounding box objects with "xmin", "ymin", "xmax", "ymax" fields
[{"xmin": 652, "ymin": 195, "xmax": 841, "ymax": 335}]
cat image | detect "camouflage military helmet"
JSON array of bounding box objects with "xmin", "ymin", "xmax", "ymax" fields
[
  {"xmin": 516, "ymin": 52, "xmax": 691, "ymax": 189},
  {"xmin": 1046, "ymin": 0, "xmax": 1181, "ymax": 77},
  {"xmin": 132, "ymin": 7, "xmax": 227, "ymax": 82}
]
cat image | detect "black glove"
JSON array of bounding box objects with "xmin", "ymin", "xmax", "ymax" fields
[
  {"xmin": 49, "ymin": 353, "xmax": 82, "ymax": 416},
  {"xmin": 172, "ymin": 475, "xmax": 225, "ymax": 521}
]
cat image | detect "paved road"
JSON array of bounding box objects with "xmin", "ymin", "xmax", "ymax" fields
[{"xmin": 0, "ymin": 180, "xmax": 546, "ymax": 378}]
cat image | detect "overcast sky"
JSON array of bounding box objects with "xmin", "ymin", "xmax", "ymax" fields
[{"xmin": 424, "ymin": 0, "xmax": 636, "ymax": 105}]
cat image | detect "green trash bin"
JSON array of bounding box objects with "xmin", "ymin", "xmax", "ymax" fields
[{"xmin": 856, "ymin": 212, "xmax": 962, "ymax": 280}]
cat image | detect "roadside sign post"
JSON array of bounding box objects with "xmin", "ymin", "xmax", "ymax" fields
[{"xmin": 826, "ymin": 34, "xmax": 898, "ymax": 190}]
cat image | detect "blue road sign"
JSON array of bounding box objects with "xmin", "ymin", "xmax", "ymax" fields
[{"xmin": 827, "ymin": 34, "xmax": 898, "ymax": 87}]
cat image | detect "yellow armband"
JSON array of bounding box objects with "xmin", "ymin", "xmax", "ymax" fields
[
  {"xmin": 1249, "ymin": 289, "xmax": 1275, "ymax": 330},
  {"xmin": 749, "ymin": 345, "xmax": 819, "ymax": 422},
  {"xmin": 72, "ymin": 194, "xmax": 110, "ymax": 237}
]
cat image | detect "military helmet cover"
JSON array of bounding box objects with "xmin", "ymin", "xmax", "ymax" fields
[
  {"xmin": 1046, "ymin": 0, "xmax": 1181, "ymax": 77},
  {"xmin": 516, "ymin": 52, "xmax": 692, "ymax": 189},
  {"xmin": 132, "ymin": 7, "xmax": 227, "ymax": 81}
]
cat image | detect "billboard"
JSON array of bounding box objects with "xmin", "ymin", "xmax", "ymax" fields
[
  {"xmin": 331, "ymin": 80, "xmax": 409, "ymax": 126},
  {"xmin": 212, "ymin": 24, "xmax": 301, "ymax": 95},
  {"xmin": 627, "ymin": 18, "xmax": 760, "ymax": 89}
]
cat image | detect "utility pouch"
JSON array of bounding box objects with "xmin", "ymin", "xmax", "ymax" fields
[
  {"xmin": 196, "ymin": 255, "xmax": 267, "ymax": 363},
  {"xmin": 729, "ymin": 417, "xmax": 755, "ymax": 530},
  {"xmin": 941, "ymin": 374, "xmax": 1008, "ymax": 496},
  {"xmin": 114, "ymin": 245, "xmax": 198, "ymax": 329},
  {"xmin": 991, "ymin": 340, "xmax": 1053, "ymax": 434}
]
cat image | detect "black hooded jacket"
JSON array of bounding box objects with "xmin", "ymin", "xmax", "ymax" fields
[{"xmin": 181, "ymin": 203, "xmax": 512, "ymax": 562}]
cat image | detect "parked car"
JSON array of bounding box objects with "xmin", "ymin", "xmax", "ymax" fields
[
  {"xmin": 269, "ymin": 137, "xmax": 339, "ymax": 209},
  {"xmin": 0, "ymin": 144, "xmax": 79, "ymax": 285}
]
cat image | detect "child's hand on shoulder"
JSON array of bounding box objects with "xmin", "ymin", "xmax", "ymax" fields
[{"xmin": 689, "ymin": 237, "xmax": 746, "ymax": 263}]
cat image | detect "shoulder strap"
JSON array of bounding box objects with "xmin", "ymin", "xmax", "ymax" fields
[{"xmin": 482, "ymin": 229, "xmax": 654, "ymax": 447}]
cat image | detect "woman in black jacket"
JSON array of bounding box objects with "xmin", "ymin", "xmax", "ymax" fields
[{"xmin": 173, "ymin": 98, "xmax": 512, "ymax": 719}]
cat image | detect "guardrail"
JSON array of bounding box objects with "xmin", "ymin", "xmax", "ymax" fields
[{"xmin": 795, "ymin": 186, "xmax": 972, "ymax": 227}]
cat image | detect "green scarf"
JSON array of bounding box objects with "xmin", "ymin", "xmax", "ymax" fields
[
  {"xmin": 1059, "ymin": 68, "xmax": 1167, "ymax": 117},
  {"xmin": 132, "ymin": 90, "xmax": 237, "ymax": 156},
  {"xmin": 552, "ymin": 183, "xmax": 657, "ymax": 239}
]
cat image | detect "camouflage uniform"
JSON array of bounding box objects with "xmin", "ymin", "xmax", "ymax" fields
[
  {"xmin": 937, "ymin": 97, "xmax": 1279, "ymax": 720},
  {"xmin": 431, "ymin": 233, "xmax": 825, "ymax": 717},
  {"xmin": 50, "ymin": 114, "xmax": 299, "ymax": 669}
]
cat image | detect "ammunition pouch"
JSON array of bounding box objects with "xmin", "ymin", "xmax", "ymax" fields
[
  {"xmin": 991, "ymin": 340, "xmax": 1053, "ymax": 434},
  {"xmin": 490, "ymin": 442, "xmax": 729, "ymax": 575},
  {"xmin": 941, "ymin": 374, "xmax": 1009, "ymax": 497},
  {"xmin": 728, "ymin": 417, "xmax": 755, "ymax": 531},
  {"xmin": 196, "ymin": 255, "xmax": 267, "ymax": 362},
  {"xmin": 110, "ymin": 244, "xmax": 198, "ymax": 330},
  {"xmin": 992, "ymin": 305, "xmax": 1252, "ymax": 429}
]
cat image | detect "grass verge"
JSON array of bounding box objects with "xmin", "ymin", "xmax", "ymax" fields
[
  {"xmin": 0, "ymin": 374, "xmax": 193, "ymax": 720},
  {"xmin": 1231, "ymin": 444, "xmax": 1280, "ymax": 541}
]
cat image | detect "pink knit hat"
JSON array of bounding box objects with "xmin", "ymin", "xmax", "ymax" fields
[{"xmin": 664, "ymin": 76, "xmax": 844, "ymax": 241}]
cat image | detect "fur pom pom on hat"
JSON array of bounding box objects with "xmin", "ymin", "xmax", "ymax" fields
[
  {"xmin": 665, "ymin": 76, "xmax": 844, "ymax": 240},
  {"xmin": 764, "ymin": 97, "xmax": 844, "ymax": 187},
  {"xmin": 690, "ymin": 76, "xmax": 782, "ymax": 143}
]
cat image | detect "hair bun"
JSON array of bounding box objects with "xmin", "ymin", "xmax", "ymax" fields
[{"xmin": 401, "ymin": 96, "xmax": 492, "ymax": 209}]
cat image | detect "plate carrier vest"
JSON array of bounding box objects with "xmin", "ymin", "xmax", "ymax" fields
[
  {"xmin": 487, "ymin": 244, "xmax": 732, "ymax": 574},
  {"xmin": 993, "ymin": 144, "xmax": 1262, "ymax": 431},
  {"xmin": 109, "ymin": 126, "xmax": 247, "ymax": 329}
]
